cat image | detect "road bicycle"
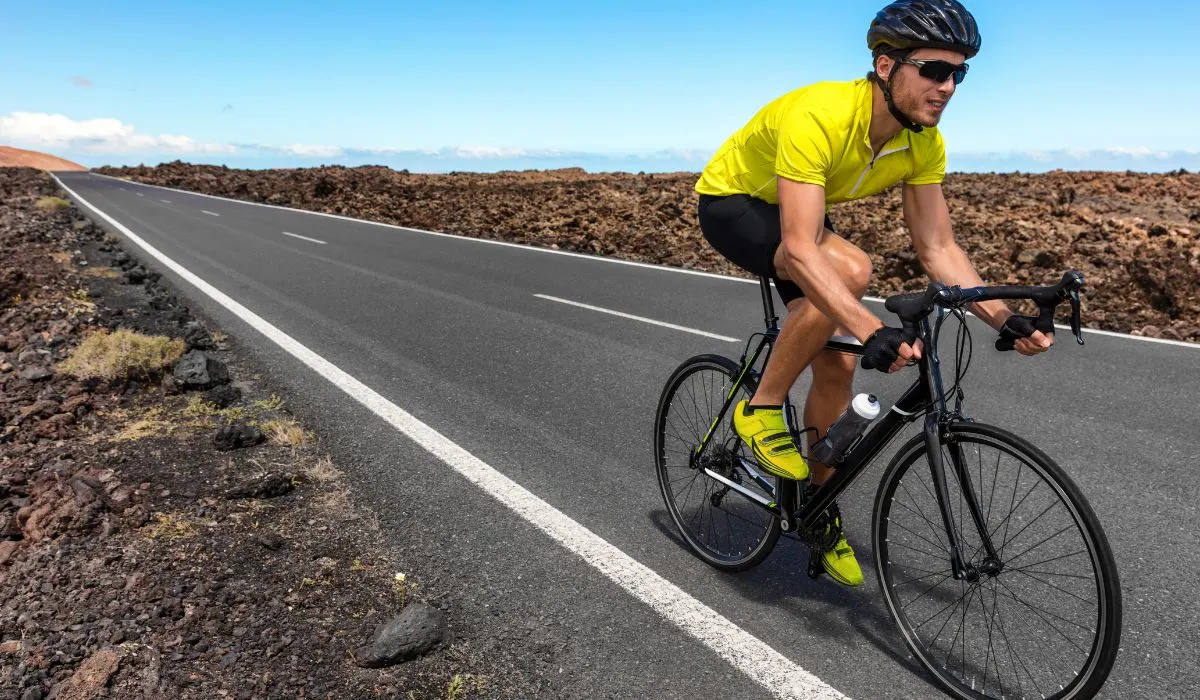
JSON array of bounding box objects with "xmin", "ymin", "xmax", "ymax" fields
[{"xmin": 653, "ymin": 271, "xmax": 1122, "ymax": 700}]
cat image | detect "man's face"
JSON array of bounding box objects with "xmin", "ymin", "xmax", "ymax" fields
[{"xmin": 878, "ymin": 47, "xmax": 967, "ymax": 128}]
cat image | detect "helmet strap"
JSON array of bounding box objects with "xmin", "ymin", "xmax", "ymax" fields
[{"xmin": 871, "ymin": 50, "xmax": 924, "ymax": 134}]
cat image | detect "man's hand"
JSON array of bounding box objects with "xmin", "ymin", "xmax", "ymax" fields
[
  {"xmin": 861, "ymin": 327, "xmax": 925, "ymax": 373},
  {"xmin": 999, "ymin": 315, "xmax": 1054, "ymax": 356}
]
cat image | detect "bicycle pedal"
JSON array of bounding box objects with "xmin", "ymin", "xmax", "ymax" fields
[{"xmin": 806, "ymin": 558, "xmax": 824, "ymax": 580}]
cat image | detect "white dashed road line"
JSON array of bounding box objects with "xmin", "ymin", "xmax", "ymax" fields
[
  {"xmin": 534, "ymin": 293, "xmax": 739, "ymax": 342},
  {"xmin": 281, "ymin": 231, "xmax": 327, "ymax": 245},
  {"xmin": 161, "ymin": 199, "xmax": 172, "ymax": 204},
  {"xmin": 201, "ymin": 210, "xmax": 220, "ymax": 217}
]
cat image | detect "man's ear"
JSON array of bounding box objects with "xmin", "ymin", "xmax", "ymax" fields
[{"xmin": 874, "ymin": 53, "xmax": 895, "ymax": 82}]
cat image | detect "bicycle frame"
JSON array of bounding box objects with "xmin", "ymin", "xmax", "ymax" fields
[{"xmin": 692, "ymin": 277, "xmax": 1000, "ymax": 581}]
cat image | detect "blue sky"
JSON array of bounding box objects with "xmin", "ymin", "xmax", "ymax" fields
[{"xmin": 3, "ymin": 0, "xmax": 1198, "ymax": 173}]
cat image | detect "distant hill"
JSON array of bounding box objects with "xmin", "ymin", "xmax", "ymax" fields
[{"xmin": 0, "ymin": 146, "xmax": 87, "ymax": 171}]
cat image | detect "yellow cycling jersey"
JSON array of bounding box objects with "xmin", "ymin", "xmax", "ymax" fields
[{"xmin": 695, "ymin": 77, "xmax": 946, "ymax": 205}]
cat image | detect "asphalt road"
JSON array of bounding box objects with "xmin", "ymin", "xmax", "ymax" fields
[{"xmin": 55, "ymin": 172, "xmax": 1200, "ymax": 699}]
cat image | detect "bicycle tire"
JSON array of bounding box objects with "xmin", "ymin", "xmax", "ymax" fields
[
  {"xmin": 654, "ymin": 354, "xmax": 781, "ymax": 571},
  {"xmin": 873, "ymin": 422, "xmax": 1122, "ymax": 700}
]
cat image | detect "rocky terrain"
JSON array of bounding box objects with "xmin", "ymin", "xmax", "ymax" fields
[
  {"xmin": 97, "ymin": 161, "xmax": 1200, "ymax": 342},
  {"xmin": 0, "ymin": 169, "xmax": 538, "ymax": 699}
]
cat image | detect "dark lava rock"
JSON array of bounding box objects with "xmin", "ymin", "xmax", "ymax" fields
[
  {"xmin": 172, "ymin": 350, "xmax": 230, "ymax": 390},
  {"xmin": 183, "ymin": 324, "xmax": 214, "ymax": 351},
  {"xmin": 226, "ymin": 472, "xmax": 293, "ymax": 499},
  {"xmin": 253, "ymin": 532, "xmax": 285, "ymax": 550},
  {"xmin": 203, "ymin": 384, "xmax": 241, "ymax": 408},
  {"xmin": 213, "ymin": 419, "xmax": 263, "ymax": 452},
  {"xmin": 353, "ymin": 603, "xmax": 446, "ymax": 668},
  {"xmin": 18, "ymin": 365, "xmax": 52, "ymax": 382},
  {"xmin": 123, "ymin": 266, "xmax": 147, "ymax": 284}
]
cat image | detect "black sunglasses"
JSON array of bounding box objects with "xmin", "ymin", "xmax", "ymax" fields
[{"xmin": 900, "ymin": 58, "xmax": 969, "ymax": 85}]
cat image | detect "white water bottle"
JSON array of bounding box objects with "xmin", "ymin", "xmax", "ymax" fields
[{"xmin": 810, "ymin": 393, "xmax": 880, "ymax": 464}]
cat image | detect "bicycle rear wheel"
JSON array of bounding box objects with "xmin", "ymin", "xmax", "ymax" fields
[
  {"xmin": 873, "ymin": 422, "xmax": 1121, "ymax": 700},
  {"xmin": 654, "ymin": 354, "xmax": 781, "ymax": 571}
]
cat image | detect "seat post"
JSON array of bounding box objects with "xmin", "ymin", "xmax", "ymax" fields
[{"xmin": 759, "ymin": 276, "xmax": 779, "ymax": 332}]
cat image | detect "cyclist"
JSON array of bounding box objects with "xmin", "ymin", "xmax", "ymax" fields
[{"xmin": 695, "ymin": 0, "xmax": 1053, "ymax": 587}]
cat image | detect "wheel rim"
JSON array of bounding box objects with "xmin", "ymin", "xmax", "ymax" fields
[
  {"xmin": 877, "ymin": 431, "xmax": 1110, "ymax": 700},
  {"xmin": 655, "ymin": 362, "xmax": 777, "ymax": 566}
]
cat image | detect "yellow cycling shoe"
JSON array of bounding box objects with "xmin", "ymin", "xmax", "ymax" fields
[
  {"xmin": 820, "ymin": 531, "xmax": 864, "ymax": 587},
  {"xmin": 731, "ymin": 400, "xmax": 809, "ymax": 481}
]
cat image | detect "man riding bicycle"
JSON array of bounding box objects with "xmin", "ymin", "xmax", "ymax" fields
[{"xmin": 695, "ymin": 0, "xmax": 1053, "ymax": 587}]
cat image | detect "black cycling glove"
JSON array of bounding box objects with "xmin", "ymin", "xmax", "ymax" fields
[
  {"xmin": 860, "ymin": 327, "xmax": 916, "ymax": 372},
  {"xmin": 996, "ymin": 314, "xmax": 1047, "ymax": 351}
]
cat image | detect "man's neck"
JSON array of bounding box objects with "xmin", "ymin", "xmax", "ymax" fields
[{"xmin": 868, "ymin": 82, "xmax": 905, "ymax": 154}]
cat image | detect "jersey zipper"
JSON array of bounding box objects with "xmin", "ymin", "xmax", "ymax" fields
[{"xmin": 848, "ymin": 145, "xmax": 910, "ymax": 197}]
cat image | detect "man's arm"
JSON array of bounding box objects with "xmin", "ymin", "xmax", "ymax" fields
[
  {"xmin": 777, "ymin": 176, "xmax": 886, "ymax": 343},
  {"xmin": 902, "ymin": 182, "xmax": 1052, "ymax": 354}
]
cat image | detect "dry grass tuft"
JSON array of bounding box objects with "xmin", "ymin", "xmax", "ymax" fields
[
  {"xmin": 184, "ymin": 395, "xmax": 218, "ymax": 417},
  {"xmin": 113, "ymin": 407, "xmax": 174, "ymax": 442},
  {"xmin": 34, "ymin": 196, "xmax": 71, "ymax": 212},
  {"xmin": 306, "ymin": 455, "xmax": 342, "ymax": 484},
  {"xmin": 252, "ymin": 394, "xmax": 283, "ymax": 411},
  {"xmin": 144, "ymin": 512, "xmax": 198, "ymax": 540},
  {"xmin": 447, "ymin": 672, "xmax": 487, "ymax": 700},
  {"xmin": 263, "ymin": 417, "xmax": 313, "ymax": 447},
  {"xmin": 50, "ymin": 251, "xmax": 73, "ymax": 265},
  {"xmin": 84, "ymin": 266, "xmax": 122, "ymax": 279},
  {"xmin": 59, "ymin": 328, "xmax": 185, "ymax": 382}
]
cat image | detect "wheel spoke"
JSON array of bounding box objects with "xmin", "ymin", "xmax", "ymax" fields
[
  {"xmin": 1005, "ymin": 524, "xmax": 1080, "ymax": 565},
  {"xmin": 1010, "ymin": 567, "xmax": 1095, "ymax": 604}
]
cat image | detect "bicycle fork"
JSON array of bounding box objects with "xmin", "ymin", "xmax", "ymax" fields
[{"xmin": 924, "ymin": 412, "xmax": 1004, "ymax": 581}]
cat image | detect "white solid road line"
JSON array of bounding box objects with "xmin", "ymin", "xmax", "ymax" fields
[
  {"xmin": 201, "ymin": 210, "xmax": 220, "ymax": 217},
  {"xmin": 281, "ymin": 231, "xmax": 327, "ymax": 245},
  {"xmin": 53, "ymin": 176, "xmax": 850, "ymax": 700},
  {"xmin": 535, "ymin": 294, "xmax": 739, "ymax": 343},
  {"xmin": 89, "ymin": 173, "xmax": 1200, "ymax": 351}
]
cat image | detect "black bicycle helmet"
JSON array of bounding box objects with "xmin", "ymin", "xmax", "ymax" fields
[
  {"xmin": 867, "ymin": 0, "xmax": 981, "ymax": 59},
  {"xmin": 866, "ymin": 0, "xmax": 981, "ymax": 133}
]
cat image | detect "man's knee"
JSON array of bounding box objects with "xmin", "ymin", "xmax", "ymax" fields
[{"xmin": 823, "ymin": 237, "xmax": 873, "ymax": 298}]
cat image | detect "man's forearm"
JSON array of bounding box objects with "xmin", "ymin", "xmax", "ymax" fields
[{"xmin": 919, "ymin": 243, "xmax": 1013, "ymax": 330}]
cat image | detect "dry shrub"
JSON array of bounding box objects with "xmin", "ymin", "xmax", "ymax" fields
[{"xmin": 59, "ymin": 328, "xmax": 185, "ymax": 383}]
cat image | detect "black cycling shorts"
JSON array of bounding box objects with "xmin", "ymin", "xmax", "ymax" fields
[{"xmin": 698, "ymin": 193, "xmax": 834, "ymax": 306}]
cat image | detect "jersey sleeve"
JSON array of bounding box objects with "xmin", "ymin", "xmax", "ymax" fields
[
  {"xmin": 774, "ymin": 108, "xmax": 834, "ymax": 187},
  {"xmin": 906, "ymin": 129, "xmax": 947, "ymax": 185}
]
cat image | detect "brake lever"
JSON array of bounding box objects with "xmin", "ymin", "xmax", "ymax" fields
[{"xmin": 1070, "ymin": 289, "xmax": 1084, "ymax": 345}]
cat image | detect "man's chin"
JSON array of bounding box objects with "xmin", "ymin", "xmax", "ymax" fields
[{"xmin": 916, "ymin": 112, "xmax": 942, "ymax": 128}]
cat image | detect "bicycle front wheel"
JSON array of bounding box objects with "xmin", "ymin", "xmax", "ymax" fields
[
  {"xmin": 873, "ymin": 422, "xmax": 1121, "ymax": 700},
  {"xmin": 654, "ymin": 354, "xmax": 781, "ymax": 571}
]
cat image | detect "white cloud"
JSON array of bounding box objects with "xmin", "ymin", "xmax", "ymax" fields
[
  {"xmin": 283, "ymin": 144, "xmax": 343, "ymax": 158},
  {"xmin": 0, "ymin": 112, "xmax": 234, "ymax": 154},
  {"xmin": 69, "ymin": 76, "xmax": 93, "ymax": 88}
]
